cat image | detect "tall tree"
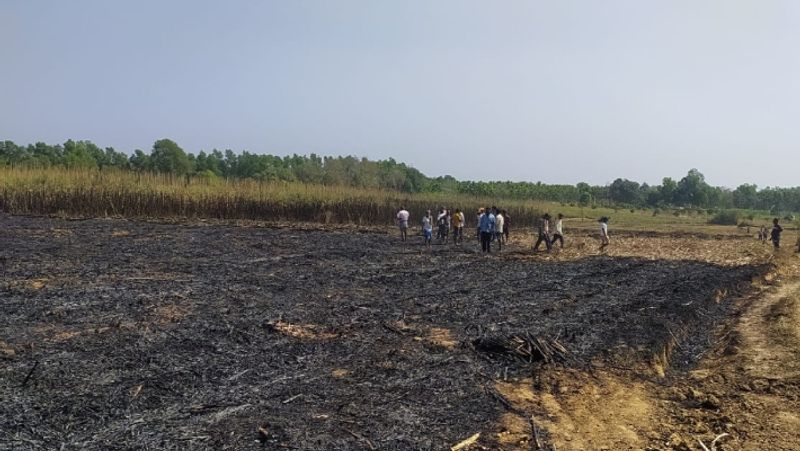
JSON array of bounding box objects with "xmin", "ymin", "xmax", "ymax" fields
[{"xmin": 149, "ymin": 139, "xmax": 192, "ymax": 175}]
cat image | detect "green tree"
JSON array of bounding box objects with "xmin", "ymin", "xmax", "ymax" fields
[
  {"xmin": 733, "ymin": 184, "xmax": 758, "ymax": 209},
  {"xmin": 676, "ymin": 169, "xmax": 709, "ymax": 206},
  {"xmin": 149, "ymin": 139, "xmax": 192, "ymax": 174},
  {"xmin": 609, "ymin": 178, "xmax": 642, "ymax": 206},
  {"xmin": 659, "ymin": 177, "xmax": 677, "ymax": 205},
  {"xmin": 63, "ymin": 140, "xmax": 99, "ymax": 169},
  {"xmin": 129, "ymin": 149, "xmax": 150, "ymax": 171}
]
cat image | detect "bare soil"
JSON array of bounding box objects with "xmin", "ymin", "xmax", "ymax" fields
[{"xmin": 0, "ymin": 214, "xmax": 797, "ymax": 450}]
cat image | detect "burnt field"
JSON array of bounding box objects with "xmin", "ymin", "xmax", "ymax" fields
[{"xmin": 0, "ymin": 214, "xmax": 769, "ymax": 450}]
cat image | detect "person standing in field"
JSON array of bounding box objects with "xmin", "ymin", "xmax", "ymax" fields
[
  {"xmin": 501, "ymin": 209, "xmax": 510, "ymax": 242},
  {"xmin": 551, "ymin": 213, "xmax": 565, "ymax": 249},
  {"xmin": 533, "ymin": 213, "xmax": 552, "ymax": 253},
  {"xmin": 494, "ymin": 207, "xmax": 505, "ymax": 251},
  {"xmin": 436, "ymin": 207, "xmax": 449, "ymax": 244},
  {"xmin": 479, "ymin": 206, "xmax": 495, "ymax": 253},
  {"xmin": 599, "ymin": 217, "xmax": 610, "ymax": 252},
  {"xmin": 759, "ymin": 225, "xmax": 768, "ymax": 243},
  {"xmin": 476, "ymin": 208, "xmax": 485, "ymax": 240},
  {"xmin": 458, "ymin": 209, "xmax": 465, "ymax": 244},
  {"xmin": 452, "ymin": 208, "xmax": 465, "ymax": 245},
  {"xmin": 445, "ymin": 208, "xmax": 452, "ymax": 243},
  {"xmin": 435, "ymin": 207, "xmax": 443, "ymax": 241},
  {"xmin": 771, "ymin": 218, "xmax": 783, "ymax": 248},
  {"xmin": 421, "ymin": 210, "xmax": 433, "ymax": 247},
  {"xmin": 396, "ymin": 207, "xmax": 410, "ymax": 242}
]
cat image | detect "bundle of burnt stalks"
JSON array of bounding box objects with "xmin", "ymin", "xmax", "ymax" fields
[{"xmin": 472, "ymin": 331, "xmax": 571, "ymax": 364}]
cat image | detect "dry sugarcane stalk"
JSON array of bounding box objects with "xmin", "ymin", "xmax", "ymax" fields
[
  {"xmin": 710, "ymin": 432, "xmax": 730, "ymax": 451},
  {"xmin": 529, "ymin": 414, "xmax": 542, "ymax": 450},
  {"xmin": 450, "ymin": 432, "xmax": 480, "ymax": 451}
]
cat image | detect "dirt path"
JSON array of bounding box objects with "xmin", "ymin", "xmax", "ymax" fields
[
  {"xmin": 691, "ymin": 274, "xmax": 800, "ymax": 451},
  {"xmin": 641, "ymin": 270, "xmax": 800, "ymax": 450},
  {"xmin": 736, "ymin": 279, "xmax": 800, "ymax": 380},
  {"xmin": 491, "ymin": 266, "xmax": 800, "ymax": 451}
]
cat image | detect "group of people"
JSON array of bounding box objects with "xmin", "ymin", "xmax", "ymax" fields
[
  {"xmin": 419, "ymin": 207, "xmax": 469, "ymax": 246},
  {"xmin": 395, "ymin": 207, "xmax": 612, "ymax": 253},
  {"xmin": 475, "ymin": 206, "xmax": 509, "ymax": 252},
  {"xmin": 757, "ymin": 218, "xmax": 800, "ymax": 253},
  {"xmin": 400, "ymin": 207, "xmax": 800, "ymax": 255},
  {"xmin": 758, "ymin": 218, "xmax": 785, "ymax": 248},
  {"xmin": 396, "ymin": 206, "xmax": 510, "ymax": 249}
]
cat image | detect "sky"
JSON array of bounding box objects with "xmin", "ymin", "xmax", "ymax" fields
[{"xmin": 2, "ymin": 0, "xmax": 799, "ymax": 188}]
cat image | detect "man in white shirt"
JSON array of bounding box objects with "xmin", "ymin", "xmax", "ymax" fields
[
  {"xmin": 599, "ymin": 217, "xmax": 610, "ymax": 251},
  {"xmin": 476, "ymin": 208, "xmax": 485, "ymax": 240},
  {"xmin": 552, "ymin": 213, "xmax": 565, "ymax": 248},
  {"xmin": 494, "ymin": 207, "xmax": 504, "ymax": 251},
  {"xmin": 396, "ymin": 207, "xmax": 410, "ymax": 242},
  {"xmin": 421, "ymin": 210, "xmax": 432, "ymax": 247}
]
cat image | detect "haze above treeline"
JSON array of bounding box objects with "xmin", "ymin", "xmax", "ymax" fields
[{"xmin": 2, "ymin": 138, "xmax": 799, "ymax": 213}]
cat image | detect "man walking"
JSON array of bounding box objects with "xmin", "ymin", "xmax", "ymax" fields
[
  {"xmin": 552, "ymin": 213, "xmax": 565, "ymax": 248},
  {"xmin": 599, "ymin": 217, "xmax": 610, "ymax": 252},
  {"xmin": 533, "ymin": 213, "xmax": 552, "ymax": 253}
]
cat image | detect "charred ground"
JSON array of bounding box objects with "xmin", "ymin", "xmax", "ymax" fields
[{"xmin": 0, "ymin": 215, "xmax": 770, "ymax": 450}]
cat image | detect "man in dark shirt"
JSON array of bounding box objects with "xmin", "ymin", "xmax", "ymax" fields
[
  {"xmin": 533, "ymin": 213, "xmax": 552, "ymax": 253},
  {"xmin": 771, "ymin": 218, "xmax": 783, "ymax": 248}
]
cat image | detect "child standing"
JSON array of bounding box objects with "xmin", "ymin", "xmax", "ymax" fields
[{"xmin": 759, "ymin": 225, "xmax": 768, "ymax": 243}]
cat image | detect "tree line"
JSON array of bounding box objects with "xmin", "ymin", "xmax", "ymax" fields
[{"xmin": 2, "ymin": 138, "xmax": 799, "ymax": 213}]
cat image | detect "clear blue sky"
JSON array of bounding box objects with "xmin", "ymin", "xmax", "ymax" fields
[{"xmin": 2, "ymin": 1, "xmax": 799, "ymax": 188}]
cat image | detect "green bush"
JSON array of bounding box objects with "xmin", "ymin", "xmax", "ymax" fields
[{"xmin": 708, "ymin": 210, "xmax": 740, "ymax": 225}]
